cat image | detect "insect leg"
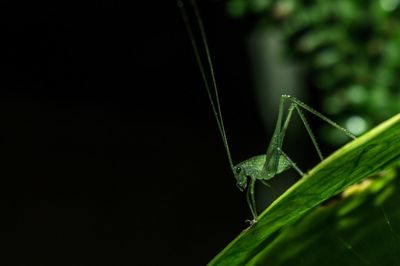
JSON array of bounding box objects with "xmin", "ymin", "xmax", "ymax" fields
[
  {"xmin": 259, "ymin": 180, "xmax": 271, "ymax": 188},
  {"xmin": 282, "ymin": 95, "xmax": 356, "ymax": 139},
  {"xmin": 263, "ymin": 100, "xmax": 295, "ymax": 177},
  {"xmin": 294, "ymin": 105, "xmax": 324, "ymax": 161},
  {"xmin": 277, "ymin": 147, "xmax": 305, "ymax": 176},
  {"xmin": 279, "ymin": 98, "xmax": 323, "ymax": 161},
  {"xmin": 246, "ymin": 178, "xmax": 258, "ymax": 220},
  {"xmin": 250, "ymin": 178, "xmax": 257, "ymax": 219},
  {"xmin": 280, "ymin": 103, "xmax": 295, "ymax": 142}
]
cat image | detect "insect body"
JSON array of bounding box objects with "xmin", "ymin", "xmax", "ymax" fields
[
  {"xmin": 178, "ymin": 0, "xmax": 356, "ymax": 223},
  {"xmin": 232, "ymin": 94, "xmax": 356, "ymax": 221}
]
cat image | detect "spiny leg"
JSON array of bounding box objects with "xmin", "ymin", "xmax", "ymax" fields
[
  {"xmin": 259, "ymin": 179, "xmax": 271, "ymax": 188},
  {"xmin": 282, "ymin": 95, "xmax": 356, "ymax": 140},
  {"xmin": 260, "ymin": 95, "xmax": 344, "ymax": 216},
  {"xmin": 246, "ymin": 178, "xmax": 258, "ymax": 221},
  {"xmin": 277, "ymin": 147, "xmax": 304, "ymax": 176},
  {"xmin": 281, "ymin": 103, "xmax": 295, "ymax": 140},
  {"xmin": 294, "ymin": 105, "xmax": 324, "ymax": 161},
  {"xmin": 279, "ymin": 100, "xmax": 324, "ymax": 162},
  {"xmin": 279, "ymin": 94, "xmax": 356, "ymax": 164},
  {"xmin": 262, "ymin": 99, "xmax": 295, "ymax": 176},
  {"xmin": 250, "ymin": 178, "xmax": 257, "ymax": 219}
]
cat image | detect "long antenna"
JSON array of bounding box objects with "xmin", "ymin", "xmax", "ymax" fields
[{"xmin": 177, "ymin": 0, "xmax": 234, "ymax": 169}]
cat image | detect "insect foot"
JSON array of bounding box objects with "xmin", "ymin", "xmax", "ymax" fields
[{"xmin": 245, "ymin": 219, "xmax": 257, "ymax": 227}]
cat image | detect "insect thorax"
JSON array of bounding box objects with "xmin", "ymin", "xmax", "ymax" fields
[{"xmin": 234, "ymin": 155, "xmax": 266, "ymax": 180}]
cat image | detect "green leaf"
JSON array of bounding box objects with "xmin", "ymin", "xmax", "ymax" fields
[
  {"xmin": 209, "ymin": 113, "xmax": 400, "ymax": 266},
  {"xmin": 252, "ymin": 168, "xmax": 400, "ymax": 265}
]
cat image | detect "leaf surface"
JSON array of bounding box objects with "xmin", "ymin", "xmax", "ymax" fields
[{"xmin": 209, "ymin": 113, "xmax": 400, "ymax": 266}]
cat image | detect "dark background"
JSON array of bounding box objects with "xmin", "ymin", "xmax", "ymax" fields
[{"xmin": 0, "ymin": 1, "xmax": 270, "ymax": 265}]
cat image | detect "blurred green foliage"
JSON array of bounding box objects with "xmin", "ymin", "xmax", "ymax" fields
[{"xmin": 227, "ymin": 0, "xmax": 400, "ymax": 145}]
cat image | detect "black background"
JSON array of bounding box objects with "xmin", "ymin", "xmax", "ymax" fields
[{"xmin": 1, "ymin": 1, "xmax": 274, "ymax": 265}]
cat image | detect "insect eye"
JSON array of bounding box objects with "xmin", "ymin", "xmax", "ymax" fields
[{"xmin": 235, "ymin": 167, "xmax": 241, "ymax": 174}]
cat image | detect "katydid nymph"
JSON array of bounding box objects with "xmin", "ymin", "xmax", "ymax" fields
[{"xmin": 178, "ymin": 0, "xmax": 356, "ymax": 223}]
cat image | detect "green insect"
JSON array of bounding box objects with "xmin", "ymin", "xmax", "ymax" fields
[{"xmin": 178, "ymin": 0, "xmax": 356, "ymax": 223}]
